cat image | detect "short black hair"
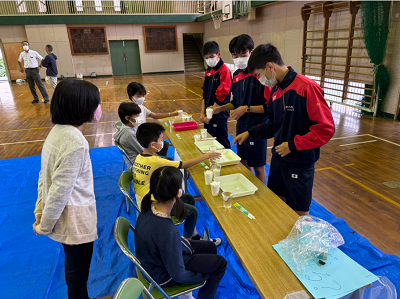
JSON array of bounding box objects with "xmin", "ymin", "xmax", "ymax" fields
[
  {"xmin": 46, "ymin": 44, "xmax": 53, "ymax": 51},
  {"xmin": 203, "ymin": 41, "xmax": 220, "ymax": 56},
  {"xmin": 50, "ymin": 79, "xmax": 101, "ymax": 126},
  {"xmin": 21, "ymin": 41, "xmax": 29, "ymax": 45},
  {"xmin": 248, "ymin": 44, "xmax": 285, "ymax": 73},
  {"xmin": 229, "ymin": 34, "xmax": 254, "ymax": 54},
  {"xmin": 127, "ymin": 82, "xmax": 146, "ymax": 99},
  {"xmin": 118, "ymin": 102, "xmax": 141, "ymax": 124},
  {"xmin": 136, "ymin": 122, "xmax": 165, "ymax": 148}
]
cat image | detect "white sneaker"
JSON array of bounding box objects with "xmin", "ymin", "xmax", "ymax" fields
[
  {"xmin": 201, "ymin": 227, "xmax": 223, "ymax": 247},
  {"xmin": 178, "ymin": 291, "xmax": 195, "ymax": 299}
]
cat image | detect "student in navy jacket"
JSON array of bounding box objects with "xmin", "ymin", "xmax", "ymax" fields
[
  {"xmin": 200, "ymin": 41, "xmax": 231, "ymax": 149},
  {"xmin": 213, "ymin": 34, "xmax": 270, "ymax": 183},
  {"xmin": 233, "ymin": 44, "xmax": 335, "ymax": 216},
  {"xmin": 135, "ymin": 166, "xmax": 227, "ymax": 299},
  {"xmin": 41, "ymin": 44, "xmax": 58, "ymax": 90}
]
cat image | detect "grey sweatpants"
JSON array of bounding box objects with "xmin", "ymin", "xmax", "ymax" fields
[{"xmin": 26, "ymin": 68, "xmax": 49, "ymax": 101}]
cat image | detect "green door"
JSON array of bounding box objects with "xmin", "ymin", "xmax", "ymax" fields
[{"xmin": 109, "ymin": 40, "xmax": 141, "ymax": 76}]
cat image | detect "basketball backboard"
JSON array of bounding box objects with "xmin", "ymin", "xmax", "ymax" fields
[{"xmin": 222, "ymin": 0, "xmax": 233, "ymax": 22}]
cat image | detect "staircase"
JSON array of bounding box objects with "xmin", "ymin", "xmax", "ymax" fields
[{"xmin": 183, "ymin": 35, "xmax": 205, "ymax": 72}]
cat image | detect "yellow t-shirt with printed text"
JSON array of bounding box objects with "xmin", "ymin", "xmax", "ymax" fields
[{"xmin": 132, "ymin": 154, "xmax": 181, "ymax": 208}]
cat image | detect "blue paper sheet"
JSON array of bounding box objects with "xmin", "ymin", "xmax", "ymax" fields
[{"xmin": 273, "ymin": 244, "xmax": 379, "ymax": 299}]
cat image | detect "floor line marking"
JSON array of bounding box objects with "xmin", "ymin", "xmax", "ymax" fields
[
  {"xmin": 191, "ymin": 74, "xmax": 204, "ymax": 79},
  {"xmin": 316, "ymin": 167, "xmax": 400, "ymax": 209},
  {"xmin": 339, "ymin": 140, "xmax": 377, "ymax": 147},
  {"xmin": 345, "ymin": 163, "xmax": 355, "ymax": 166},
  {"xmin": 330, "ymin": 134, "xmax": 367, "ymax": 140},
  {"xmin": 366, "ymin": 134, "xmax": 400, "ymax": 147},
  {"xmin": 168, "ymin": 78, "xmax": 202, "ymax": 98},
  {"xmin": 17, "ymin": 91, "xmax": 30, "ymax": 97}
]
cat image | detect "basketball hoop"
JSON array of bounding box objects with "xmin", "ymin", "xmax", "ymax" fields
[{"xmin": 211, "ymin": 13, "xmax": 227, "ymax": 29}]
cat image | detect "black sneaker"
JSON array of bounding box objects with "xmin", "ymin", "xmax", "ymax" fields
[
  {"xmin": 32, "ymin": 99, "xmax": 39, "ymax": 104},
  {"xmin": 44, "ymin": 99, "xmax": 49, "ymax": 103}
]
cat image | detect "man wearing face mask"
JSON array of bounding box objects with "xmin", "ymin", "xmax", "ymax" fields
[
  {"xmin": 200, "ymin": 41, "xmax": 231, "ymax": 149},
  {"xmin": 213, "ymin": 34, "xmax": 270, "ymax": 183},
  {"xmin": 233, "ymin": 44, "xmax": 335, "ymax": 216},
  {"xmin": 18, "ymin": 41, "xmax": 50, "ymax": 104}
]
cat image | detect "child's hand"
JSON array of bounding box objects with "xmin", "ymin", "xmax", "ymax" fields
[
  {"xmin": 233, "ymin": 131, "xmax": 249, "ymax": 145},
  {"xmin": 200, "ymin": 116, "xmax": 205, "ymax": 123},
  {"xmin": 213, "ymin": 106, "xmax": 221, "ymax": 114},
  {"xmin": 207, "ymin": 152, "xmax": 222, "ymax": 159},
  {"xmin": 275, "ymin": 142, "xmax": 291, "ymax": 157},
  {"xmin": 172, "ymin": 110, "xmax": 179, "ymax": 116},
  {"xmin": 204, "ymin": 117, "xmax": 210, "ymax": 124},
  {"xmin": 231, "ymin": 106, "xmax": 247, "ymax": 120}
]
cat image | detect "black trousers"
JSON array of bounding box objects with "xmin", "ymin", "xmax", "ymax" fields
[
  {"xmin": 63, "ymin": 242, "xmax": 94, "ymax": 299},
  {"xmin": 164, "ymin": 240, "xmax": 227, "ymax": 299},
  {"xmin": 25, "ymin": 68, "xmax": 49, "ymax": 101}
]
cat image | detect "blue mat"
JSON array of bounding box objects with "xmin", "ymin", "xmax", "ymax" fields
[{"xmin": 0, "ymin": 140, "xmax": 399, "ymax": 298}]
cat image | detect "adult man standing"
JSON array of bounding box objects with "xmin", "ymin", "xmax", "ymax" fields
[
  {"xmin": 18, "ymin": 41, "xmax": 49, "ymax": 104},
  {"xmin": 41, "ymin": 44, "xmax": 58, "ymax": 91}
]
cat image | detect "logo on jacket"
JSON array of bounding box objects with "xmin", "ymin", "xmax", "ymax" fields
[
  {"xmin": 286, "ymin": 105, "xmax": 294, "ymax": 111},
  {"xmin": 207, "ymin": 73, "xmax": 211, "ymax": 76},
  {"xmin": 272, "ymin": 95, "xmax": 277, "ymax": 101},
  {"xmin": 292, "ymin": 174, "xmax": 298, "ymax": 179}
]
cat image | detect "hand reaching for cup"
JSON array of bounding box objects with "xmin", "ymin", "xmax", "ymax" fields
[{"xmin": 207, "ymin": 151, "xmax": 222, "ymax": 159}]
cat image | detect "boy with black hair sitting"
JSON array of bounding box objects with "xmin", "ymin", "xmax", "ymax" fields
[
  {"xmin": 127, "ymin": 82, "xmax": 179, "ymax": 157},
  {"xmin": 234, "ymin": 43, "xmax": 335, "ymax": 216},
  {"xmin": 213, "ymin": 34, "xmax": 270, "ymax": 183},
  {"xmin": 200, "ymin": 41, "xmax": 231, "ymax": 149},
  {"xmin": 132, "ymin": 122, "xmax": 222, "ymax": 245}
]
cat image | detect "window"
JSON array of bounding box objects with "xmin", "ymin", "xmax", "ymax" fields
[
  {"xmin": 16, "ymin": 0, "xmax": 27, "ymax": 13},
  {"xmin": 95, "ymin": 0, "xmax": 102, "ymax": 11},
  {"xmin": 75, "ymin": 0, "xmax": 83, "ymax": 11},
  {"xmin": 114, "ymin": 0, "xmax": 121, "ymax": 12},
  {"xmin": 37, "ymin": 0, "xmax": 46, "ymax": 12}
]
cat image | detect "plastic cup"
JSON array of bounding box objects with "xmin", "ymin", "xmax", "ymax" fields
[
  {"xmin": 187, "ymin": 115, "xmax": 192, "ymax": 122},
  {"xmin": 212, "ymin": 165, "xmax": 221, "ymax": 178},
  {"xmin": 201, "ymin": 128, "xmax": 207, "ymax": 139},
  {"xmin": 211, "ymin": 181, "xmax": 221, "ymax": 196},
  {"xmin": 222, "ymin": 191, "xmax": 233, "ymax": 208},
  {"xmin": 209, "ymin": 146, "xmax": 217, "ymax": 152},
  {"xmin": 204, "ymin": 170, "xmax": 213, "ymax": 185},
  {"xmin": 182, "ymin": 115, "xmax": 188, "ymax": 122},
  {"xmin": 209, "ymin": 158, "xmax": 217, "ymax": 169},
  {"xmin": 194, "ymin": 134, "xmax": 201, "ymax": 142},
  {"xmin": 206, "ymin": 108, "xmax": 214, "ymax": 119},
  {"xmin": 177, "ymin": 110, "xmax": 183, "ymax": 118},
  {"xmin": 169, "ymin": 119, "xmax": 175, "ymax": 132}
]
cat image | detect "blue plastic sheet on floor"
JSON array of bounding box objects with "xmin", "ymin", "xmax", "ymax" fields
[{"xmin": 0, "ymin": 140, "xmax": 399, "ymax": 298}]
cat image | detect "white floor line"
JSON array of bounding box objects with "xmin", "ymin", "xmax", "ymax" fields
[
  {"xmin": 331, "ymin": 134, "xmax": 367, "ymax": 140},
  {"xmin": 191, "ymin": 74, "xmax": 204, "ymax": 79},
  {"xmin": 339, "ymin": 140, "xmax": 377, "ymax": 147},
  {"xmin": 366, "ymin": 134, "xmax": 400, "ymax": 147}
]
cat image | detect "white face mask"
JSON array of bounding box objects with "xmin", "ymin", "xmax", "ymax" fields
[
  {"xmin": 132, "ymin": 96, "xmax": 145, "ymax": 105},
  {"xmin": 153, "ymin": 141, "xmax": 164, "ymax": 152},
  {"xmin": 205, "ymin": 57, "xmax": 218, "ymax": 68},
  {"xmin": 23, "ymin": 45, "xmax": 29, "ymax": 51},
  {"xmin": 259, "ymin": 66, "xmax": 278, "ymax": 87},
  {"xmin": 233, "ymin": 57, "xmax": 249, "ymax": 70},
  {"xmin": 129, "ymin": 117, "xmax": 142, "ymax": 127}
]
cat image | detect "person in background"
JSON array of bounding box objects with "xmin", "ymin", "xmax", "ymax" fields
[
  {"xmin": 213, "ymin": 34, "xmax": 270, "ymax": 183},
  {"xmin": 33, "ymin": 79, "xmax": 111, "ymax": 299},
  {"xmin": 127, "ymin": 82, "xmax": 178, "ymax": 157},
  {"xmin": 136, "ymin": 166, "xmax": 227, "ymax": 299},
  {"xmin": 18, "ymin": 41, "xmax": 50, "ymax": 104},
  {"xmin": 133, "ymin": 122, "xmax": 223, "ymax": 246},
  {"xmin": 233, "ymin": 44, "xmax": 335, "ymax": 216},
  {"xmin": 200, "ymin": 41, "xmax": 231, "ymax": 149},
  {"xmin": 41, "ymin": 44, "xmax": 58, "ymax": 91}
]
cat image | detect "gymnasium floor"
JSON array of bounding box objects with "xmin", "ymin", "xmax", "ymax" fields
[{"xmin": 1, "ymin": 72, "xmax": 399, "ymax": 257}]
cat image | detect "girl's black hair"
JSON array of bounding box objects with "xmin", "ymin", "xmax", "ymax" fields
[
  {"xmin": 141, "ymin": 166, "xmax": 187, "ymax": 221},
  {"xmin": 50, "ymin": 79, "xmax": 101, "ymax": 126},
  {"xmin": 127, "ymin": 82, "xmax": 147, "ymax": 99}
]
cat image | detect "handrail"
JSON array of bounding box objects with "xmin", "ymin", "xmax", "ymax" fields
[{"xmin": 0, "ymin": 0, "xmax": 201, "ymax": 16}]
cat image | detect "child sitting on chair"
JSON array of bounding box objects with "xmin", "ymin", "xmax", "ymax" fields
[
  {"xmin": 127, "ymin": 82, "xmax": 179, "ymax": 157},
  {"xmin": 135, "ymin": 166, "xmax": 227, "ymax": 299},
  {"xmin": 133, "ymin": 122, "xmax": 222, "ymax": 246}
]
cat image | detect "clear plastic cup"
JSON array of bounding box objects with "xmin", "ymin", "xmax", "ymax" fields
[
  {"xmin": 222, "ymin": 191, "xmax": 233, "ymax": 208},
  {"xmin": 169, "ymin": 119, "xmax": 175, "ymax": 132},
  {"xmin": 204, "ymin": 170, "xmax": 213, "ymax": 185},
  {"xmin": 177, "ymin": 110, "xmax": 183, "ymax": 118},
  {"xmin": 212, "ymin": 165, "xmax": 221, "ymax": 177},
  {"xmin": 209, "ymin": 146, "xmax": 217, "ymax": 152},
  {"xmin": 201, "ymin": 128, "xmax": 207, "ymax": 139},
  {"xmin": 210, "ymin": 181, "xmax": 220, "ymax": 196},
  {"xmin": 194, "ymin": 134, "xmax": 201, "ymax": 142}
]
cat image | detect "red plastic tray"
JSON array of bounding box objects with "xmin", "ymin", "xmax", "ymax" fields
[{"xmin": 172, "ymin": 121, "xmax": 198, "ymax": 131}]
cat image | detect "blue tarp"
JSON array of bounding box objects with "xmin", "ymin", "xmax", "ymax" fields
[{"xmin": 0, "ymin": 141, "xmax": 399, "ymax": 298}]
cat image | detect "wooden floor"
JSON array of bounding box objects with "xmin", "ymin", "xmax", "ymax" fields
[{"xmin": 1, "ymin": 73, "xmax": 400, "ymax": 256}]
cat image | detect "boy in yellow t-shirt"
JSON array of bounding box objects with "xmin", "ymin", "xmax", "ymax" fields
[{"xmin": 132, "ymin": 122, "xmax": 222, "ymax": 245}]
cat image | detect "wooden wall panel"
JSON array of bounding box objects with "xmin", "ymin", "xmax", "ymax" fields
[{"xmin": 3, "ymin": 43, "xmax": 25, "ymax": 80}]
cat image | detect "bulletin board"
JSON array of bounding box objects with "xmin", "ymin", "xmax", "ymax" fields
[
  {"xmin": 68, "ymin": 27, "xmax": 109, "ymax": 55},
  {"xmin": 143, "ymin": 26, "xmax": 178, "ymax": 53}
]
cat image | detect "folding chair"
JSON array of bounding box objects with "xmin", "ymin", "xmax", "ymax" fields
[
  {"xmin": 114, "ymin": 217, "xmax": 205, "ymax": 299},
  {"xmin": 115, "ymin": 141, "xmax": 134, "ymax": 171},
  {"xmin": 114, "ymin": 121, "xmax": 123, "ymax": 131},
  {"xmin": 118, "ymin": 171, "xmax": 184, "ymax": 226},
  {"xmin": 113, "ymin": 277, "xmax": 154, "ymax": 299}
]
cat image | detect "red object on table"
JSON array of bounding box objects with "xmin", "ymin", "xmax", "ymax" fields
[{"xmin": 172, "ymin": 121, "xmax": 199, "ymax": 131}]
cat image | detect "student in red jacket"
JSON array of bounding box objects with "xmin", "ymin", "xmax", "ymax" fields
[{"xmin": 233, "ymin": 44, "xmax": 335, "ymax": 215}]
